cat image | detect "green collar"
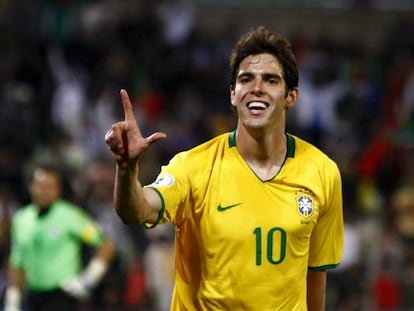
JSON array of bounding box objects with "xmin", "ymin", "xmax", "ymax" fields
[{"xmin": 228, "ymin": 131, "xmax": 295, "ymax": 158}]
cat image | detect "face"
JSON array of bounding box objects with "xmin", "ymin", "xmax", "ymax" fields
[
  {"xmin": 230, "ymin": 53, "xmax": 297, "ymax": 131},
  {"xmin": 29, "ymin": 169, "xmax": 61, "ymax": 208}
]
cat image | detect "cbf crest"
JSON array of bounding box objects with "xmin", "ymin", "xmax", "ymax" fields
[{"xmin": 296, "ymin": 194, "xmax": 314, "ymax": 217}]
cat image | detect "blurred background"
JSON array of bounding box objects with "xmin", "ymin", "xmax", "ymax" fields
[{"xmin": 0, "ymin": 0, "xmax": 413, "ymax": 310}]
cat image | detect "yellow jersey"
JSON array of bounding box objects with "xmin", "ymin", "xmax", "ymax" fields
[{"xmin": 146, "ymin": 131, "xmax": 344, "ymax": 311}]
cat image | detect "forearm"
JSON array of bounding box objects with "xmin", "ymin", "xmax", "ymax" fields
[
  {"xmin": 60, "ymin": 238, "xmax": 115, "ymax": 299},
  {"xmin": 114, "ymin": 163, "xmax": 161, "ymax": 225},
  {"xmin": 307, "ymin": 270, "xmax": 327, "ymax": 311},
  {"xmin": 95, "ymin": 238, "xmax": 115, "ymax": 262},
  {"xmin": 7, "ymin": 268, "xmax": 24, "ymax": 290},
  {"xmin": 114, "ymin": 163, "xmax": 146, "ymax": 224}
]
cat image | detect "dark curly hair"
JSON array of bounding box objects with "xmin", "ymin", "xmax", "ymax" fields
[{"xmin": 229, "ymin": 26, "xmax": 298, "ymax": 94}]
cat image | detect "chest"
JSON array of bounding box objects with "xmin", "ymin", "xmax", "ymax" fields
[
  {"xmin": 207, "ymin": 177, "xmax": 318, "ymax": 232},
  {"xmin": 17, "ymin": 214, "xmax": 70, "ymax": 251},
  {"xmin": 192, "ymin": 157, "xmax": 322, "ymax": 249}
]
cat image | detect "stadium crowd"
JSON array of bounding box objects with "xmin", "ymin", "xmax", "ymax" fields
[{"xmin": 0, "ymin": 1, "xmax": 413, "ymax": 310}]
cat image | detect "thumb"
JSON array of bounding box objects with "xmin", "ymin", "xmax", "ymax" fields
[{"xmin": 146, "ymin": 132, "xmax": 167, "ymax": 145}]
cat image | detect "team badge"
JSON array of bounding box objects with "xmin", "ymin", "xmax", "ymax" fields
[
  {"xmin": 48, "ymin": 226, "xmax": 60, "ymax": 239},
  {"xmin": 151, "ymin": 174, "xmax": 175, "ymax": 187},
  {"xmin": 296, "ymin": 194, "xmax": 314, "ymax": 217}
]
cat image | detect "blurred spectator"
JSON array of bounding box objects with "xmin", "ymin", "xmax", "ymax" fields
[
  {"xmin": 293, "ymin": 39, "xmax": 347, "ymax": 149},
  {"xmin": 123, "ymin": 254, "xmax": 149, "ymax": 311},
  {"xmin": 0, "ymin": 183, "xmax": 20, "ymax": 253},
  {"xmin": 157, "ymin": 0, "xmax": 196, "ymax": 48},
  {"xmin": 83, "ymin": 157, "xmax": 141, "ymax": 310},
  {"xmin": 84, "ymin": 158, "xmax": 138, "ymax": 272},
  {"xmin": 0, "ymin": 183, "xmax": 20, "ymax": 295},
  {"xmin": 48, "ymin": 45, "xmax": 89, "ymax": 152},
  {"xmin": 327, "ymin": 211, "xmax": 364, "ymax": 311},
  {"xmin": 3, "ymin": 163, "xmax": 115, "ymax": 311},
  {"xmin": 391, "ymin": 182, "xmax": 414, "ymax": 240},
  {"xmin": 144, "ymin": 225, "xmax": 175, "ymax": 311},
  {"xmin": 372, "ymin": 256, "xmax": 402, "ymax": 310},
  {"xmin": 390, "ymin": 181, "xmax": 414, "ymax": 308}
]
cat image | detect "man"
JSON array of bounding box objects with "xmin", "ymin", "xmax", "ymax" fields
[
  {"xmin": 4, "ymin": 163, "xmax": 115, "ymax": 311},
  {"xmin": 105, "ymin": 26, "xmax": 344, "ymax": 310}
]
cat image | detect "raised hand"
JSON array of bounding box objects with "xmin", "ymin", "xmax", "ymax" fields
[{"xmin": 105, "ymin": 89, "xmax": 167, "ymax": 169}]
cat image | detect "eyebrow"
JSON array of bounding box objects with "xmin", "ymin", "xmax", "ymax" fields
[{"xmin": 238, "ymin": 72, "xmax": 283, "ymax": 80}]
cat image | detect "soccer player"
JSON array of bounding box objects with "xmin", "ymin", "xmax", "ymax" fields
[
  {"xmin": 105, "ymin": 26, "xmax": 344, "ymax": 310},
  {"xmin": 3, "ymin": 163, "xmax": 115, "ymax": 311}
]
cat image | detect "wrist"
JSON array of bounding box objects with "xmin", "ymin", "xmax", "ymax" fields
[
  {"xmin": 80, "ymin": 257, "xmax": 108, "ymax": 289},
  {"xmin": 117, "ymin": 162, "xmax": 139, "ymax": 176},
  {"xmin": 4, "ymin": 286, "xmax": 21, "ymax": 310},
  {"xmin": 116, "ymin": 157, "xmax": 138, "ymax": 169}
]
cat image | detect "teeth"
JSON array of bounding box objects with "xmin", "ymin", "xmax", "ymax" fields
[{"xmin": 248, "ymin": 102, "xmax": 267, "ymax": 109}]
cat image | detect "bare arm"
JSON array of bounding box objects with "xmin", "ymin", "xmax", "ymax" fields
[
  {"xmin": 7, "ymin": 267, "xmax": 24, "ymax": 291},
  {"xmin": 114, "ymin": 161, "xmax": 162, "ymax": 224},
  {"xmin": 307, "ymin": 270, "xmax": 327, "ymax": 311},
  {"xmin": 94, "ymin": 237, "xmax": 116, "ymax": 263},
  {"xmin": 105, "ymin": 89, "xmax": 166, "ymax": 225}
]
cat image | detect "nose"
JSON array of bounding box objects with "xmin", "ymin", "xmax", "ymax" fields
[{"xmin": 251, "ymin": 77, "xmax": 264, "ymax": 94}]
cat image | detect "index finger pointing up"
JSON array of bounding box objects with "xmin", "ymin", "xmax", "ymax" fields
[{"xmin": 120, "ymin": 89, "xmax": 136, "ymax": 122}]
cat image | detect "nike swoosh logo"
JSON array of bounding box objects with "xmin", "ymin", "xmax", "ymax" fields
[{"xmin": 217, "ymin": 203, "xmax": 242, "ymax": 212}]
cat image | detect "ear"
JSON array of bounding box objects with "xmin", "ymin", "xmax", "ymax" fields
[
  {"xmin": 230, "ymin": 85, "xmax": 236, "ymax": 107},
  {"xmin": 286, "ymin": 87, "xmax": 298, "ymax": 109}
]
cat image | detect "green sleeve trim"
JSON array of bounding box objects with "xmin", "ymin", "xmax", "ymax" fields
[
  {"xmin": 139, "ymin": 186, "xmax": 166, "ymax": 229},
  {"xmin": 308, "ymin": 263, "xmax": 340, "ymax": 271}
]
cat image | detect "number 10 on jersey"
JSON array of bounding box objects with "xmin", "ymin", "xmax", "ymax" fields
[{"xmin": 253, "ymin": 227, "xmax": 287, "ymax": 265}]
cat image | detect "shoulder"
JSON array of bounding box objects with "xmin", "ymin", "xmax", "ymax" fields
[
  {"xmin": 54, "ymin": 199, "xmax": 80, "ymax": 210},
  {"xmin": 53, "ymin": 200, "xmax": 88, "ymax": 217},
  {"xmin": 290, "ymin": 135, "xmax": 337, "ymax": 165},
  {"xmin": 288, "ymin": 134, "xmax": 340, "ymax": 176},
  {"xmin": 12, "ymin": 204, "xmax": 35, "ymax": 221},
  {"xmin": 155, "ymin": 132, "xmax": 232, "ymax": 189}
]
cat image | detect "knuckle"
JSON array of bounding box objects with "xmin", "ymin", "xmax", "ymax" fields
[{"xmin": 104, "ymin": 130, "xmax": 112, "ymax": 141}]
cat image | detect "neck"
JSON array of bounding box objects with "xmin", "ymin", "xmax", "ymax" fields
[
  {"xmin": 37, "ymin": 205, "xmax": 52, "ymax": 217},
  {"xmin": 235, "ymin": 125, "xmax": 287, "ymax": 180}
]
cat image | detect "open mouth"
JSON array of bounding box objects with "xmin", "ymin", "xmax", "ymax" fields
[{"xmin": 247, "ymin": 101, "xmax": 268, "ymax": 111}]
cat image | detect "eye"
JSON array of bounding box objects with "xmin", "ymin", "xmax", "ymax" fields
[
  {"xmin": 264, "ymin": 74, "xmax": 282, "ymax": 85},
  {"xmin": 268, "ymin": 78, "xmax": 277, "ymax": 84},
  {"xmin": 239, "ymin": 76, "xmax": 251, "ymax": 84},
  {"xmin": 266, "ymin": 76, "xmax": 281, "ymax": 85},
  {"xmin": 237, "ymin": 73, "xmax": 253, "ymax": 84}
]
